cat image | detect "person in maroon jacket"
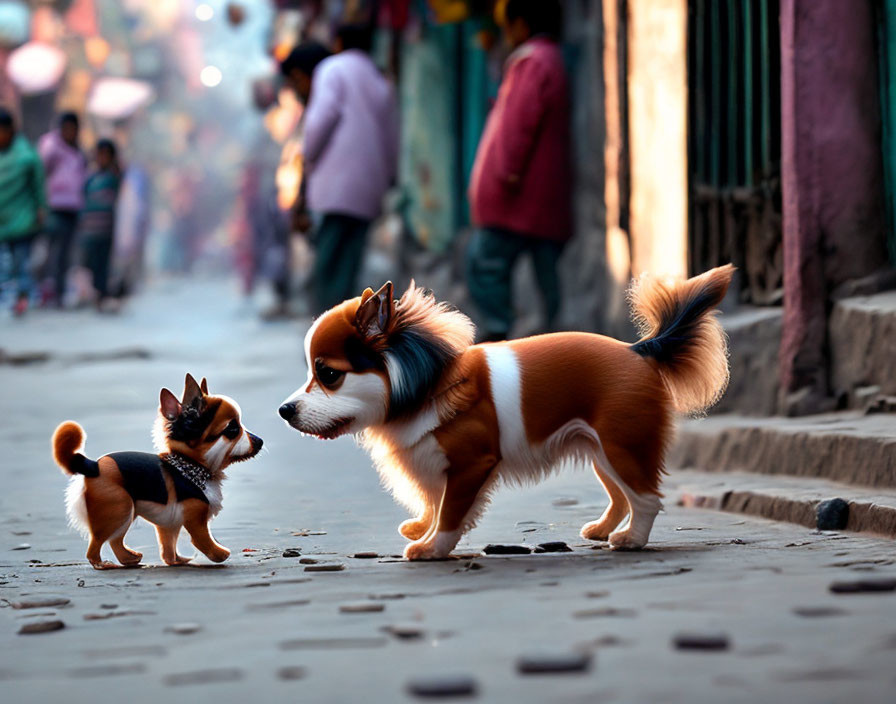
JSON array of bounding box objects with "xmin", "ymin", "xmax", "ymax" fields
[{"xmin": 467, "ymin": 0, "xmax": 570, "ymax": 341}]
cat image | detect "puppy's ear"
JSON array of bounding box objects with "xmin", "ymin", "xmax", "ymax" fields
[
  {"xmin": 359, "ymin": 287, "xmax": 375, "ymax": 305},
  {"xmin": 354, "ymin": 281, "xmax": 394, "ymax": 339},
  {"xmin": 182, "ymin": 373, "xmax": 204, "ymax": 409},
  {"xmin": 160, "ymin": 388, "xmax": 182, "ymax": 421},
  {"xmin": 199, "ymin": 377, "xmax": 209, "ymax": 395}
]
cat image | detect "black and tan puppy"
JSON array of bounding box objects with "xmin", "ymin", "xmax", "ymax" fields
[{"xmin": 51, "ymin": 374, "xmax": 263, "ymax": 569}]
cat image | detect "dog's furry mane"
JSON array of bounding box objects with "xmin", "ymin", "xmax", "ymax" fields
[{"xmin": 380, "ymin": 284, "xmax": 475, "ymax": 419}]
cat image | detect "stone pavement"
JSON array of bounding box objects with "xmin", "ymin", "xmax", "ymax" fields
[{"xmin": 2, "ymin": 279, "xmax": 895, "ymax": 703}]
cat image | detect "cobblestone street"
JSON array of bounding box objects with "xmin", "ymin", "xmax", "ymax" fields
[{"xmin": 2, "ymin": 280, "xmax": 895, "ymax": 703}]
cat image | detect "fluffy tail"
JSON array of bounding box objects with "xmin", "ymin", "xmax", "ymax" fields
[
  {"xmin": 629, "ymin": 264, "xmax": 734, "ymax": 414},
  {"xmin": 52, "ymin": 421, "xmax": 98, "ymax": 476}
]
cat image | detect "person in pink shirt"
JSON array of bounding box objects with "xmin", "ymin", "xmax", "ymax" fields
[
  {"xmin": 467, "ymin": 0, "xmax": 571, "ymax": 341},
  {"xmin": 38, "ymin": 112, "xmax": 87, "ymax": 306},
  {"xmin": 281, "ymin": 25, "xmax": 399, "ymax": 314}
]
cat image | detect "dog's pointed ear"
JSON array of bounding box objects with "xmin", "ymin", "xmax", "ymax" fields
[
  {"xmin": 160, "ymin": 388, "xmax": 182, "ymax": 420},
  {"xmin": 359, "ymin": 287, "xmax": 375, "ymax": 305},
  {"xmin": 199, "ymin": 377, "xmax": 209, "ymax": 395},
  {"xmin": 354, "ymin": 282, "xmax": 394, "ymax": 339},
  {"xmin": 182, "ymin": 373, "xmax": 204, "ymax": 408}
]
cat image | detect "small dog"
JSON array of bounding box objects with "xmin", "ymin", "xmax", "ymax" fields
[
  {"xmin": 279, "ymin": 267, "xmax": 733, "ymax": 560},
  {"xmin": 52, "ymin": 374, "xmax": 263, "ymax": 569}
]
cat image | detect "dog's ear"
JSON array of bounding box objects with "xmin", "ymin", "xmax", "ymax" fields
[
  {"xmin": 359, "ymin": 287, "xmax": 375, "ymax": 305},
  {"xmin": 182, "ymin": 373, "xmax": 204, "ymax": 409},
  {"xmin": 160, "ymin": 388, "xmax": 182, "ymax": 421},
  {"xmin": 199, "ymin": 377, "xmax": 209, "ymax": 395},
  {"xmin": 354, "ymin": 281, "xmax": 394, "ymax": 339}
]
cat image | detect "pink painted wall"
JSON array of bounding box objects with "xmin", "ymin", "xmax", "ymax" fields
[{"xmin": 778, "ymin": 0, "xmax": 888, "ymax": 406}]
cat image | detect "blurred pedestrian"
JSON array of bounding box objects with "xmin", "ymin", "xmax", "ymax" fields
[
  {"xmin": 467, "ymin": 0, "xmax": 571, "ymax": 341},
  {"xmin": 38, "ymin": 112, "xmax": 87, "ymax": 307},
  {"xmin": 0, "ymin": 108, "xmax": 46, "ymax": 316},
  {"xmin": 110, "ymin": 162, "xmax": 151, "ymax": 299},
  {"xmin": 79, "ymin": 138, "xmax": 121, "ymax": 310},
  {"xmin": 282, "ymin": 26, "xmax": 399, "ymax": 314}
]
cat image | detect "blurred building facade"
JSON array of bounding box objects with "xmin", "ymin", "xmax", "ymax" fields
[{"xmin": 4, "ymin": 0, "xmax": 896, "ymax": 415}]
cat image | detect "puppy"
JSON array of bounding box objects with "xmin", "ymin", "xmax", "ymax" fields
[
  {"xmin": 52, "ymin": 374, "xmax": 263, "ymax": 569},
  {"xmin": 279, "ymin": 266, "xmax": 733, "ymax": 560}
]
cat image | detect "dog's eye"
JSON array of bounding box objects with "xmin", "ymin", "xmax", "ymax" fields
[
  {"xmin": 315, "ymin": 361, "xmax": 346, "ymax": 389},
  {"xmin": 223, "ymin": 421, "xmax": 240, "ymax": 439}
]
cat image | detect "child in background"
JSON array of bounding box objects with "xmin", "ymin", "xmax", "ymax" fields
[{"xmin": 80, "ymin": 139, "xmax": 121, "ymax": 311}]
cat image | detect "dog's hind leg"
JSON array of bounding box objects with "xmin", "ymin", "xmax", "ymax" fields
[
  {"xmin": 585, "ymin": 443, "xmax": 662, "ymax": 550},
  {"xmin": 581, "ymin": 460, "xmax": 630, "ymax": 541},
  {"xmin": 85, "ymin": 489, "xmax": 136, "ymax": 569}
]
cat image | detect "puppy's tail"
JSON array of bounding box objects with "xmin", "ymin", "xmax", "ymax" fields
[
  {"xmin": 52, "ymin": 421, "xmax": 99, "ymax": 477},
  {"xmin": 628, "ymin": 264, "xmax": 734, "ymax": 415}
]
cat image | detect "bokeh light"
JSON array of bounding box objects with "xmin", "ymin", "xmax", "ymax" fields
[
  {"xmin": 199, "ymin": 65, "xmax": 222, "ymax": 87},
  {"xmin": 195, "ymin": 3, "xmax": 214, "ymax": 22}
]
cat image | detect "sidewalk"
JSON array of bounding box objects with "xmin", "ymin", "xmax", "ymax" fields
[{"xmin": 1, "ymin": 278, "xmax": 895, "ymax": 703}]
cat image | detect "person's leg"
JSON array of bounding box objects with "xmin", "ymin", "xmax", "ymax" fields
[
  {"xmin": 335, "ymin": 216, "xmax": 370, "ymax": 303},
  {"xmin": 82, "ymin": 235, "xmax": 113, "ymax": 301},
  {"xmin": 528, "ymin": 239, "xmax": 564, "ymax": 333},
  {"xmin": 312, "ymin": 214, "xmax": 369, "ymax": 314},
  {"xmin": 9, "ymin": 236, "xmax": 34, "ymax": 314},
  {"xmin": 466, "ymin": 227, "xmax": 522, "ymax": 340},
  {"xmin": 48, "ymin": 210, "xmax": 78, "ymax": 303}
]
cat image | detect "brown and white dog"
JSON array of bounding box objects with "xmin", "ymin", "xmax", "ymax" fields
[
  {"xmin": 279, "ymin": 266, "xmax": 733, "ymax": 560},
  {"xmin": 52, "ymin": 374, "xmax": 263, "ymax": 569}
]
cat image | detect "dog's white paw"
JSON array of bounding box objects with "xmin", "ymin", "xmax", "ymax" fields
[
  {"xmin": 403, "ymin": 530, "xmax": 462, "ymax": 561},
  {"xmin": 608, "ymin": 529, "xmax": 647, "ymax": 551},
  {"xmin": 403, "ymin": 541, "xmax": 439, "ymax": 561}
]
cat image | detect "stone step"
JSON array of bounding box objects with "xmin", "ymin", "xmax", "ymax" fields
[
  {"xmin": 670, "ymin": 412, "xmax": 896, "ymax": 489},
  {"xmin": 831, "ymin": 291, "xmax": 896, "ymax": 406},
  {"xmin": 715, "ymin": 305, "xmax": 782, "ymax": 416},
  {"xmin": 667, "ymin": 469, "xmax": 896, "ymax": 539}
]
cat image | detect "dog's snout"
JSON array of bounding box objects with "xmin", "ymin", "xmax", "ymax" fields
[
  {"xmin": 279, "ymin": 403, "xmax": 297, "ymax": 421},
  {"xmin": 249, "ymin": 433, "xmax": 263, "ymax": 449}
]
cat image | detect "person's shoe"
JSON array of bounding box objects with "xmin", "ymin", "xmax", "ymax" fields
[{"xmin": 12, "ymin": 296, "xmax": 28, "ymax": 317}]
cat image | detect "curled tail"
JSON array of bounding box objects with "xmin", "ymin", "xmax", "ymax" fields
[
  {"xmin": 52, "ymin": 421, "xmax": 99, "ymax": 477},
  {"xmin": 629, "ymin": 264, "xmax": 734, "ymax": 414}
]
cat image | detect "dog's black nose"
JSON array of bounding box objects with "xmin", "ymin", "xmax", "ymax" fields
[{"xmin": 279, "ymin": 403, "xmax": 297, "ymax": 420}]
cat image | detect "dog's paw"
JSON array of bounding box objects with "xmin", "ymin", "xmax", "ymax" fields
[
  {"xmin": 403, "ymin": 541, "xmax": 439, "ymax": 561},
  {"xmin": 399, "ymin": 518, "xmax": 429, "ymax": 541},
  {"xmin": 608, "ymin": 530, "xmax": 646, "ymax": 551},
  {"xmin": 580, "ymin": 520, "xmax": 614, "ymax": 541},
  {"xmin": 90, "ymin": 560, "xmax": 123, "ymax": 570},
  {"xmin": 162, "ymin": 554, "xmax": 192, "ymax": 566},
  {"xmin": 119, "ymin": 551, "xmax": 143, "ymax": 566},
  {"xmin": 207, "ymin": 547, "xmax": 231, "ymax": 563}
]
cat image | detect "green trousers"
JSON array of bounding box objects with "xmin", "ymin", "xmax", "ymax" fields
[
  {"xmin": 313, "ymin": 213, "xmax": 370, "ymax": 315},
  {"xmin": 466, "ymin": 226, "xmax": 564, "ymax": 340}
]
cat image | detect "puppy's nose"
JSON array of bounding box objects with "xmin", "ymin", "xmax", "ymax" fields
[
  {"xmin": 279, "ymin": 403, "xmax": 297, "ymax": 420},
  {"xmin": 249, "ymin": 433, "xmax": 263, "ymax": 449}
]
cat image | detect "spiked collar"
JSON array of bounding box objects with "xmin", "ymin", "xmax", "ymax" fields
[{"xmin": 161, "ymin": 453, "xmax": 212, "ymax": 493}]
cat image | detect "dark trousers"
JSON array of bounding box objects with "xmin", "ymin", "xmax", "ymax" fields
[
  {"xmin": 466, "ymin": 226, "xmax": 564, "ymax": 340},
  {"xmin": 82, "ymin": 234, "xmax": 113, "ymax": 299},
  {"xmin": 4, "ymin": 235, "xmax": 34, "ymax": 298},
  {"xmin": 44, "ymin": 209, "xmax": 79, "ymax": 299},
  {"xmin": 313, "ymin": 213, "xmax": 370, "ymax": 314}
]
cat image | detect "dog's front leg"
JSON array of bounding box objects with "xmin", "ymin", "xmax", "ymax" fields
[
  {"xmin": 182, "ymin": 500, "xmax": 230, "ymax": 563},
  {"xmin": 155, "ymin": 524, "xmax": 191, "ymax": 565},
  {"xmin": 404, "ymin": 458, "xmax": 497, "ymax": 561}
]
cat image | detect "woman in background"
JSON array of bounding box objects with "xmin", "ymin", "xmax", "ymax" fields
[{"xmin": 79, "ymin": 139, "xmax": 121, "ymax": 311}]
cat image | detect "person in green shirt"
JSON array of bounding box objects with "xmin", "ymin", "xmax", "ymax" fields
[
  {"xmin": 0, "ymin": 108, "xmax": 46, "ymax": 316},
  {"xmin": 79, "ymin": 138, "xmax": 121, "ymax": 309}
]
